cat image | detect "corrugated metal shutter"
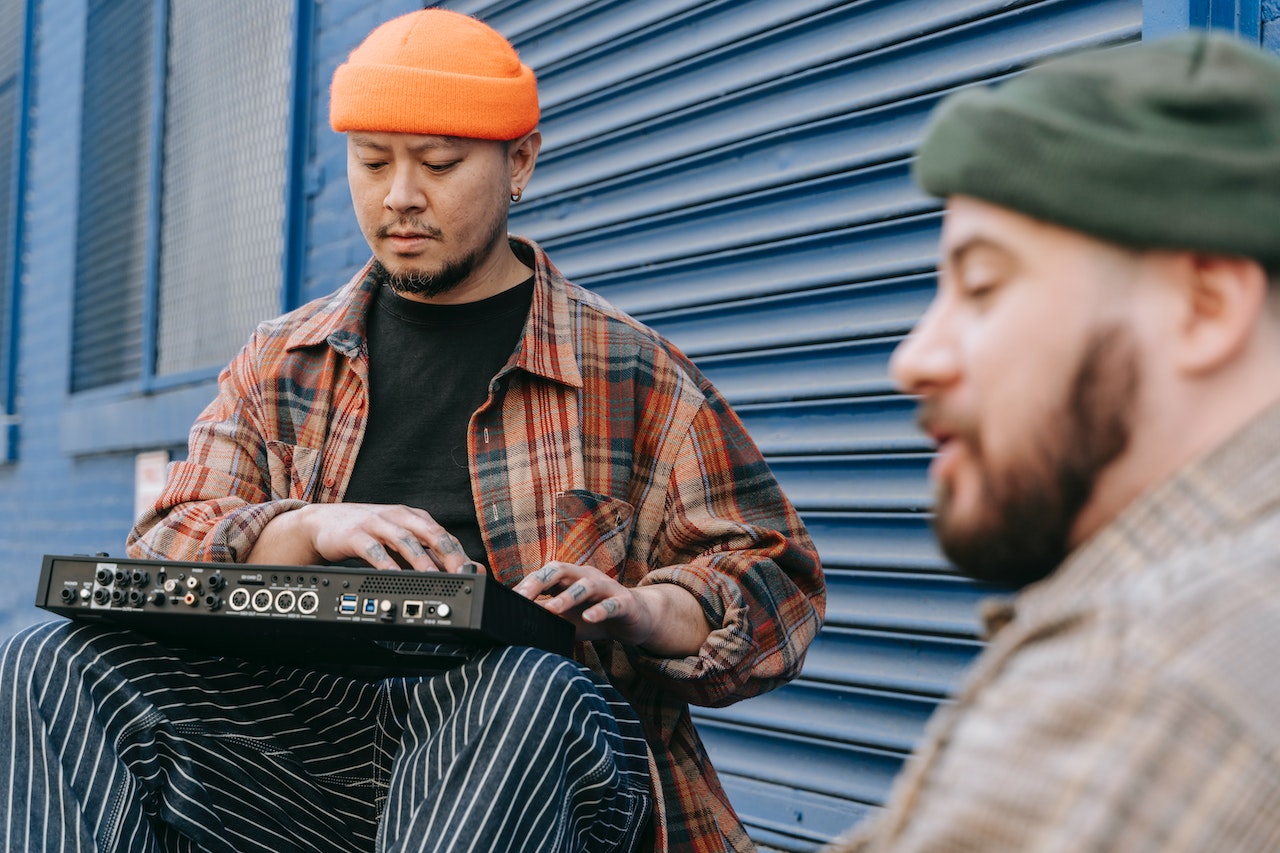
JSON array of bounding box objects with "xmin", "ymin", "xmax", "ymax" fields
[
  {"xmin": 443, "ymin": 1, "xmax": 1142, "ymax": 849},
  {"xmin": 71, "ymin": 0, "xmax": 156, "ymax": 392}
]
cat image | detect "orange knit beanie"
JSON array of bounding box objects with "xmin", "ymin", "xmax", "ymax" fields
[{"xmin": 329, "ymin": 9, "xmax": 538, "ymax": 140}]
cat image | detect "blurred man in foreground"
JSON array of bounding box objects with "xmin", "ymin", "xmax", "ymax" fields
[{"xmin": 830, "ymin": 31, "xmax": 1280, "ymax": 852}]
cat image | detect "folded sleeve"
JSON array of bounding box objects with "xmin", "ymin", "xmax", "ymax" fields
[{"xmin": 627, "ymin": 385, "xmax": 826, "ymax": 707}]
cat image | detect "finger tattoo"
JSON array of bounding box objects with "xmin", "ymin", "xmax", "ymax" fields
[
  {"xmin": 402, "ymin": 537, "xmax": 427, "ymax": 557},
  {"xmin": 569, "ymin": 582, "xmax": 587, "ymax": 602},
  {"xmin": 536, "ymin": 565, "xmax": 557, "ymax": 583},
  {"xmin": 366, "ymin": 543, "xmax": 388, "ymax": 563},
  {"xmin": 601, "ymin": 598, "xmax": 619, "ymax": 615}
]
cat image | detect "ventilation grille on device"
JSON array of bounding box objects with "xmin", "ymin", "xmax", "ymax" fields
[{"xmin": 357, "ymin": 575, "xmax": 469, "ymax": 596}]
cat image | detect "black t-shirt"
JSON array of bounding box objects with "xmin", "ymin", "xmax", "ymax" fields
[{"xmin": 342, "ymin": 276, "xmax": 535, "ymax": 567}]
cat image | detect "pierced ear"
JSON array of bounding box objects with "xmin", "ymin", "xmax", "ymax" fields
[
  {"xmin": 508, "ymin": 129, "xmax": 542, "ymax": 188},
  {"xmin": 1176, "ymin": 254, "xmax": 1268, "ymax": 375}
]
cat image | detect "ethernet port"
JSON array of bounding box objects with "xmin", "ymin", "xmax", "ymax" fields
[{"xmin": 403, "ymin": 600, "xmax": 423, "ymax": 618}]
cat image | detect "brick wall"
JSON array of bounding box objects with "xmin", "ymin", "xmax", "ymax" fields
[{"xmin": 0, "ymin": 0, "xmax": 138, "ymax": 639}]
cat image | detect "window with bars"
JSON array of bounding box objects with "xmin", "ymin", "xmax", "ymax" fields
[
  {"xmin": 0, "ymin": 0, "xmax": 26, "ymax": 462},
  {"xmin": 71, "ymin": 0, "xmax": 296, "ymax": 394}
]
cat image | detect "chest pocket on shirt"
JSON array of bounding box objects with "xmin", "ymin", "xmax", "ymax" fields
[
  {"xmin": 554, "ymin": 491, "xmax": 635, "ymax": 580},
  {"xmin": 265, "ymin": 441, "xmax": 322, "ymax": 502}
]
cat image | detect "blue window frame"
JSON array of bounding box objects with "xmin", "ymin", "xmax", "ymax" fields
[
  {"xmin": 1145, "ymin": 0, "xmax": 1263, "ymax": 40},
  {"xmin": 69, "ymin": 0, "xmax": 311, "ymax": 398},
  {"xmin": 0, "ymin": 0, "xmax": 32, "ymax": 462},
  {"xmin": 63, "ymin": 0, "xmax": 312, "ymax": 456}
]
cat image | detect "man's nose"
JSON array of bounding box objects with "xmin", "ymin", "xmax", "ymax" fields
[
  {"xmin": 889, "ymin": 300, "xmax": 959, "ymax": 396},
  {"xmin": 384, "ymin": 166, "xmax": 426, "ymax": 212}
]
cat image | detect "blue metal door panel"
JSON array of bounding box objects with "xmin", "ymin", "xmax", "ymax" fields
[{"xmin": 444, "ymin": 1, "xmax": 1144, "ymax": 848}]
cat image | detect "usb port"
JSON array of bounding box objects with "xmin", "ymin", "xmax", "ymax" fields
[
  {"xmin": 362, "ymin": 598, "xmax": 378, "ymax": 615},
  {"xmin": 339, "ymin": 594, "xmax": 358, "ymax": 614}
]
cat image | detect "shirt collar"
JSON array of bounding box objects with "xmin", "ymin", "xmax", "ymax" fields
[
  {"xmin": 281, "ymin": 236, "xmax": 584, "ymax": 389},
  {"xmin": 984, "ymin": 399, "xmax": 1280, "ymax": 637}
]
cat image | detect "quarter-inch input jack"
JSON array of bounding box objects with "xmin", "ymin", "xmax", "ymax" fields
[{"xmin": 204, "ymin": 594, "xmax": 221, "ymax": 611}]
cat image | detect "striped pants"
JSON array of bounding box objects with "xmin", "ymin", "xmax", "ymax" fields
[{"xmin": 0, "ymin": 622, "xmax": 652, "ymax": 852}]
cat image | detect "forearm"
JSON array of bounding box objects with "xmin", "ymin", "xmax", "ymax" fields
[
  {"xmin": 633, "ymin": 583, "xmax": 714, "ymax": 658},
  {"xmin": 244, "ymin": 505, "xmax": 323, "ymax": 566}
]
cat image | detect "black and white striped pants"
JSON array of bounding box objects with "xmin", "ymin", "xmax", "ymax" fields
[{"xmin": 0, "ymin": 622, "xmax": 652, "ymax": 852}]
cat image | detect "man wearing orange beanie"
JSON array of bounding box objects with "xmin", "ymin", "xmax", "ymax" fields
[{"xmin": 0, "ymin": 9, "xmax": 824, "ymax": 853}]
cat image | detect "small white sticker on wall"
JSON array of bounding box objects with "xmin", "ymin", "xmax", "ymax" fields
[{"xmin": 134, "ymin": 450, "xmax": 171, "ymax": 521}]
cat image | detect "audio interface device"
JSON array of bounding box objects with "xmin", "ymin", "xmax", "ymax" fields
[{"xmin": 35, "ymin": 554, "xmax": 574, "ymax": 668}]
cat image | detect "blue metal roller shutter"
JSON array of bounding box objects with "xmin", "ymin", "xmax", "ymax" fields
[{"xmin": 439, "ymin": 1, "xmax": 1143, "ymax": 849}]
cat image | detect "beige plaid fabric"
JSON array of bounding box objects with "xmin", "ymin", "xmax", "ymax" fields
[{"xmin": 829, "ymin": 401, "xmax": 1280, "ymax": 853}]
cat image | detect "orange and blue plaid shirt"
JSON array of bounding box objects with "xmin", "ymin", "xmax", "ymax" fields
[{"xmin": 129, "ymin": 237, "xmax": 825, "ymax": 853}]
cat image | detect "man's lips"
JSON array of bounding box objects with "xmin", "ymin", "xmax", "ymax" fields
[
  {"xmin": 917, "ymin": 412, "xmax": 968, "ymax": 483},
  {"xmin": 382, "ymin": 232, "xmax": 435, "ymax": 253}
]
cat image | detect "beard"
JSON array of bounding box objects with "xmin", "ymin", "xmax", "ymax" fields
[
  {"xmin": 374, "ymin": 214, "xmax": 508, "ymax": 299},
  {"xmin": 926, "ymin": 325, "xmax": 1140, "ymax": 589}
]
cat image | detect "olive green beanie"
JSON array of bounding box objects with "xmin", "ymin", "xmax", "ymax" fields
[{"xmin": 914, "ymin": 32, "xmax": 1280, "ymax": 264}]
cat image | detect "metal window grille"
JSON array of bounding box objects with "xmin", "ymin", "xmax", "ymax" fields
[
  {"xmin": 72, "ymin": 0, "xmax": 293, "ymax": 392},
  {"xmin": 155, "ymin": 0, "xmax": 292, "ymax": 378},
  {"xmin": 0, "ymin": 0, "xmax": 22, "ymax": 407},
  {"xmin": 70, "ymin": 0, "xmax": 155, "ymax": 392}
]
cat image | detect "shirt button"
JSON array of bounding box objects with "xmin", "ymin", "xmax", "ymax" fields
[{"xmin": 324, "ymin": 476, "xmax": 336, "ymax": 489}]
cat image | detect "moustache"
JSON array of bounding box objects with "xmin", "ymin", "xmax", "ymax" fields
[
  {"xmin": 916, "ymin": 398, "xmax": 980, "ymax": 452},
  {"xmin": 376, "ymin": 219, "xmax": 443, "ymax": 240}
]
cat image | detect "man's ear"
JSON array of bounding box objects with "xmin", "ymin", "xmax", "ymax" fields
[
  {"xmin": 1173, "ymin": 253, "xmax": 1269, "ymax": 376},
  {"xmin": 508, "ymin": 130, "xmax": 542, "ymax": 192}
]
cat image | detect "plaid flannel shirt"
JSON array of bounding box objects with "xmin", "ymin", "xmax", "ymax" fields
[
  {"xmin": 129, "ymin": 237, "xmax": 826, "ymax": 853},
  {"xmin": 828, "ymin": 401, "xmax": 1280, "ymax": 853}
]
